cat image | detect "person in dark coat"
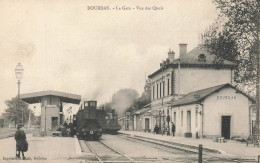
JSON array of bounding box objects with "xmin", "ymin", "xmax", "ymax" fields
[
  {"xmin": 15, "ymin": 124, "xmax": 28, "ymax": 159},
  {"xmin": 171, "ymin": 122, "xmax": 175, "ymax": 137},
  {"xmin": 154, "ymin": 125, "xmax": 159, "ymax": 134}
]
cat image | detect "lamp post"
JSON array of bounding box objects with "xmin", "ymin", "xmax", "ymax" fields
[
  {"xmin": 160, "ymin": 61, "xmax": 166, "ymax": 134},
  {"xmin": 15, "ymin": 63, "xmax": 24, "ymax": 125},
  {"xmin": 159, "ymin": 110, "xmax": 162, "ymax": 133},
  {"xmin": 163, "ymin": 109, "xmax": 165, "ymax": 132},
  {"xmin": 160, "ymin": 61, "xmax": 166, "ymax": 103},
  {"xmin": 166, "ymin": 108, "xmax": 171, "ymax": 135}
]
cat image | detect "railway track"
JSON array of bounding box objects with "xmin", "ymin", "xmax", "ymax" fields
[
  {"xmin": 117, "ymin": 134, "xmax": 257, "ymax": 163},
  {"xmin": 84, "ymin": 140, "xmax": 135, "ymax": 163},
  {"xmin": 76, "ymin": 134, "xmax": 257, "ymax": 162}
]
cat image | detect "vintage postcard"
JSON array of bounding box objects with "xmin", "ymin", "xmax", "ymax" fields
[{"xmin": 0, "ymin": 0, "xmax": 259, "ymax": 162}]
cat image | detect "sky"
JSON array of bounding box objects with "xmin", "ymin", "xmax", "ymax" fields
[{"xmin": 0, "ymin": 0, "xmax": 217, "ymax": 116}]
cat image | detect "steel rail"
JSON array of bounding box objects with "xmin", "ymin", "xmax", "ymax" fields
[
  {"xmin": 98, "ymin": 140, "xmax": 135, "ymax": 163},
  {"xmin": 117, "ymin": 134, "xmax": 197, "ymax": 154},
  {"xmin": 84, "ymin": 140, "xmax": 135, "ymax": 163},
  {"xmin": 117, "ymin": 134, "xmax": 248, "ymax": 163},
  {"xmin": 84, "ymin": 141, "xmax": 102, "ymax": 163}
]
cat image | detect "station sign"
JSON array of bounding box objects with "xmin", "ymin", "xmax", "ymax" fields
[{"xmin": 216, "ymin": 95, "xmax": 237, "ymax": 100}]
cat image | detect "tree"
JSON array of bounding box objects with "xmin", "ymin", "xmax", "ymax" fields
[
  {"xmin": 200, "ymin": 0, "xmax": 259, "ymax": 91},
  {"xmin": 136, "ymin": 78, "xmax": 151, "ymax": 108},
  {"xmin": 215, "ymin": 0, "xmax": 258, "ymax": 87},
  {"xmin": 201, "ymin": 0, "xmax": 260, "ymax": 132},
  {"xmin": 200, "ymin": 23, "xmax": 239, "ymax": 61},
  {"xmin": 32, "ymin": 115, "xmax": 41, "ymax": 127},
  {"xmin": 2, "ymin": 97, "xmax": 33, "ymax": 127}
]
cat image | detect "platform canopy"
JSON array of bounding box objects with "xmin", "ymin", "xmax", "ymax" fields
[{"xmin": 20, "ymin": 90, "xmax": 81, "ymax": 104}]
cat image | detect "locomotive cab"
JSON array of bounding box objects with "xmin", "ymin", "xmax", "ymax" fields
[{"xmin": 74, "ymin": 100, "xmax": 103, "ymax": 140}]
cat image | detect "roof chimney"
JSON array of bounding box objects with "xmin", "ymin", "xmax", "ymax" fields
[
  {"xmin": 160, "ymin": 62, "xmax": 164, "ymax": 68},
  {"xmin": 168, "ymin": 49, "xmax": 175, "ymax": 63},
  {"xmin": 179, "ymin": 43, "xmax": 187, "ymax": 56}
]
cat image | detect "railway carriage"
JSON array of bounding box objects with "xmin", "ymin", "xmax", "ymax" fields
[{"xmin": 97, "ymin": 109, "xmax": 121, "ymax": 134}]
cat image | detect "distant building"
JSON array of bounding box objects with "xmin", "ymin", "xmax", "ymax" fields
[
  {"xmin": 118, "ymin": 112, "xmax": 134, "ymax": 131},
  {"xmin": 132, "ymin": 104, "xmax": 154, "ymax": 132},
  {"xmin": 148, "ymin": 44, "xmax": 254, "ymax": 138},
  {"xmin": 118, "ymin": 116, "xmax": 126, "ymax": 130}
]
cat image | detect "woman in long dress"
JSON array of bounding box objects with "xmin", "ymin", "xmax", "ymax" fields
[{"xmin": 15, "ymin": 124, "xmax": 28, "ymax": 159}]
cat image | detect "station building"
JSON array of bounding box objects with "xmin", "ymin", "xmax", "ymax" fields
[
  {"xmin": 132, "ymin": 103, "xmax": 153, "ymax": 132},
  {"xmin": 21, "ymin": 90, "xmax": 81, "ymax": 134},
  {"xmin": 170, "ymin": 83, "xmax": 254, "ymax": 139},
  {"xmin": 146, "ymin": 44, "xmax": 255, "ymax": 139}
]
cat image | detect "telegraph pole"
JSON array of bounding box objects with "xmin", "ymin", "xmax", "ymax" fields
[{"xmin": 256, "ymin": 0, "xmax": 260, "ymax": 135}]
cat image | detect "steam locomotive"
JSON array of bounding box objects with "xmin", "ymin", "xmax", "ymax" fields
[
  {"xmin": 73, "ymin": 100, "xmax": 102, "ymax": 140},
  {"xmin": 73, "ymin": 100, "xmax": 120, "ymax": 140},
  {"xmin": 97, "ymin": 107, "xmax": 121, "ymax": 135}
]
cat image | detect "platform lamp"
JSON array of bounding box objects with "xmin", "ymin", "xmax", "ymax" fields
[
  {"xmin": 166, "ymin": 106, "xmax": 171, "ymax": 135},
  {"xmin": 44, "ymin": 100, "xmax": 47, "ymax": 134},
  {"xmin": 15, "ymin": 63, "xmax": 24, "ymax": 125},
  {"xmin": 159, "ymin": 110, "xmax": 162, "ymax": 133},
  {"xmin": 195, "ymin": 104, "xmax": 200, "ymax": 114},
  {"xmin": 163, "ymin": 109, "xmax": 165, "ymax": 132}
]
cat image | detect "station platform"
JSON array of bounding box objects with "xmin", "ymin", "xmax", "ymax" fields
[
  {"xmin": 0, "ymin": 133, "xmax": 82, "ymax": 162},
  {"xmin": 119, "ymin": 130, "xmax": 260, "ymax": 161}
]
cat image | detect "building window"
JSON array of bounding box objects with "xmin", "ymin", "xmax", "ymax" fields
[
  {"xmin": 160, "ymin": 83, "xmax": 162, "ymax": 98},
  {"xmin": 153, "ymin": 86, "xmax": 155, "ymax": 100},
  {"xmin": 157, "ymin": 84, "xmax": 159, "ymax": 99},
  {"xmin": 198, "ymin": 54, "xmax": 206, "ymax": 62},
  {"xmin": 163, "ymin": 81, "xmax": 165, "ymax": 97},
  {"xmin": 167, "ymin": 79, "xmax": 170, "ymax": 95},
  {"xmin": 181, "ymin": 111, "xmax": 183, "ymax": 127}
]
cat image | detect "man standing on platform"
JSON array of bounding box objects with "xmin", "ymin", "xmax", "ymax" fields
[{"xmin": 171, "ymin": 122, "xmax": 175, "ymax": 137}]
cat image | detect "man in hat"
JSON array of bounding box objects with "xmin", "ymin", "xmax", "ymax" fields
[
  {"xmin": 171, "ymin": 122, "xmax": 175, "ymax": 137},
  {"xmin": 15, "ymin": 124, "xmax": 28, "ymax": 159}
]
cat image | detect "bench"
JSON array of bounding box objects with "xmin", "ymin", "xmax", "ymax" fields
[
  {"xmin": 52, "ymin": 131, "xmax": 62, "ymax": 137},
  {"xmin": 213, "ymin": 137, "xmax": 227, "ymax": 143}
]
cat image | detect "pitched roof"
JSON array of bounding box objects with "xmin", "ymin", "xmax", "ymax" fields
[
  {"xmin": 172, "ymin": 47, "xmax": 236, "ymax": 66},
  {"xmin": 148, "ymin": 47, "xmax": 237, "ymax": 78},
  {"xmin": 171, "ymin": 83, "xmax": 255, "ymax": 107},
  {"xmin": 20, "ymin": 90, "xmax": 81, "ymax": 104},
  {"xmin": 133, "ymin": 103, "xmax": 151, "ymax": 115}
]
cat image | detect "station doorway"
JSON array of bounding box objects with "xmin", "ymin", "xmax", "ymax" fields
[
  {"xmin": 52, "ymin": 117, "xmax": 58, "ymax": 130},
  {"xmin": 145, "ymin": 118, "xmax": 150, "ymax": 131},
  {"xmin": 221, "ymin": 116, "xmax": 231, "ymax": 139}
]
